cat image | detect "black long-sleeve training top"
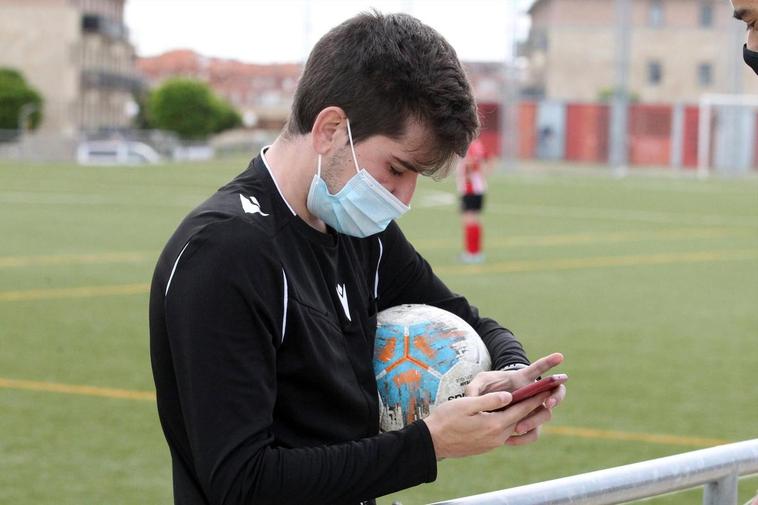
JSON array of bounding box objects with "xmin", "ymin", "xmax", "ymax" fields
[{"xmin": 149, "ymin": 152, "xmax": 529, "ymax": 505}]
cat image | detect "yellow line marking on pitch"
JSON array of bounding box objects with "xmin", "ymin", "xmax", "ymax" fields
[
  {"xmin": 1, "ymin": 227, "xmax": 748, "ymax": 270},
  {"xmin": 2, "ymin": 250, "xmax": 756, "ymax": 302},
  {"xmin": 544, "ymin": 425, "xmax": 728, "ymax": 448},
  {"xmin": 487, "ymin": 202, "xmax": 758, "ymax": 229},
  {"xmin": 0, "ymin": 283, "xmax": 150, "ymax": 302},
  {"xmin": 0, "ymin": 377, "xmax": 728, "ymax": 448},
  {"xmin": 0, "ymin": 251, "xmax": 153, "ymax": 268},
  {"xmin": 436, "ymin": 249, "xmax": 758, "ymax": 276},
  {"xmin": 0, "ymin": 377, "xmax": 155, "ymax": 401}
]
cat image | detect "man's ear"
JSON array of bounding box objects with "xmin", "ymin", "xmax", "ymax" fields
[{"xmin": 311, "ymin": 107, "xmax": 347, "ymax": 155}]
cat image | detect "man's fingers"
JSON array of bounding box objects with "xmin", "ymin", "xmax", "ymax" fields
[
  {"xmin": 500, "ymin": 389, "xmax": 553, "ymax": 420},
  {"xmin": 465, "ymin": 371, "xmax": 504, "ymax": 396},
  {"xmin": 478, "ymin": 375, "xmax": 512, "ymax": 395},
  {"xmin": 506, "ymin": 427, "xmax": 541, "ymax": 446},
  {"xmin": 463, "ymin": 382, "xmax": 479, "ymax": 397},
  {"xmin": 462, "ymin": 391, "xmax": 512, "ymax": 414},
  {"xmin": 513, "ymin": 404, "xmax": 553, "ymax": 435},
  {"xmin": 545, "ymin": 384, "xmax": 567, "ymax": 409},
  {"xmin": 522, "ymin": 352, "xmax": 564, "ymax": 381}
]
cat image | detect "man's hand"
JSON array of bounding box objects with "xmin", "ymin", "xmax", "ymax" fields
[
  {"xmin": 464, "ymin": 352, "xmax": 566, "ymax": 446},
  {"xmin": 422, "ymin": 389, "xmax": 554, "ymax": 459}
]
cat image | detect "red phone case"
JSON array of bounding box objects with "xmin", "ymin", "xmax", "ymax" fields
[
  {"xmin": 486, "ymin": 374, "xmax": 568, "ymax": 412},
  {"xmin": 510, "ymin": 374, "xmax": 568, "ymax": 404}
]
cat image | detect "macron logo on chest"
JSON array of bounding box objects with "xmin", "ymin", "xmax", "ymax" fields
[
  {"xmin": 336, "ymin": 283, "xmax": 351, "ymax": 321},
  {"xmin": 240, "ymin": 194, "xmax": 269, "ymax": 216}
]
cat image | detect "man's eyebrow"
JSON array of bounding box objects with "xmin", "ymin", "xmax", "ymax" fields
[{"xmin": 391, "ymin": 155, "xmax": 423, "ymax": 173}]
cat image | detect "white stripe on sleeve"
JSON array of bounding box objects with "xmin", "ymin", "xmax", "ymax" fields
[
  {"xmin": 165, "ymin": 241, "xmax": 190, "ymax": 296},
  {"xmin": 281, "ymin": 268, "xmax": 288, "ymax": 343},
  {"xmin": 374, "ymin": 237, "xmax": 383, "ymax": 299}
]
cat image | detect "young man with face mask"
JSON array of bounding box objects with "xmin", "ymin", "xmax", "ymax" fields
[
  {"xmin": 149, "ymin": 11, "xmax": 566, "ymax": 505},
  {"xmin": 733, "ymin": 0, "xmax": 758, "ymax": 74}
]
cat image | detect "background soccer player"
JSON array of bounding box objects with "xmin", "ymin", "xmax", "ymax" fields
[{"xmin": 457, "ymin": 137, "xmax": 491, "ymax": 264}]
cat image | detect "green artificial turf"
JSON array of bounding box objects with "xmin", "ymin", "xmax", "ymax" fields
[{"xmin": 1, "ymin": 158, "xmax": 756, "ymax": 504}]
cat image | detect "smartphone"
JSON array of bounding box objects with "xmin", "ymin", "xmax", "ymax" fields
[
  {"xmin": 511, "ymin": 374, "xmax": 568, "ymax": 404},
  {"xmin": 486, "ymin": 374, "xmax": 568, "ymax": 412}
]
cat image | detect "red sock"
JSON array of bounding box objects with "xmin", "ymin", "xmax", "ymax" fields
[{"xmin": 465, "ymin": 223, "xmax": 481, "ymax": 254}]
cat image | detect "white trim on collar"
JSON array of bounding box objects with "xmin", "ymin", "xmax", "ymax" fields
[{"xmin": 260, "ymin": 145, "xmax": 297, "ymax": 216}]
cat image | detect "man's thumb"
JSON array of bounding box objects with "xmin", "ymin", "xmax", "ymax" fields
[{"xmin": 464, "ymin": 391, "xmax": 512, "ymax": 414}]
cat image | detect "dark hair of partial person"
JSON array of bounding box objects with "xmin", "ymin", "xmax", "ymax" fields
[{"xmin": 286, "ymin": 10, "xmax": 480, "ymax": 177}]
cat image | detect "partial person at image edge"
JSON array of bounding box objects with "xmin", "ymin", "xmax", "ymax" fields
[{"xmin": 733, "ymin": 0, "xmax": 758, "ymax": 74}]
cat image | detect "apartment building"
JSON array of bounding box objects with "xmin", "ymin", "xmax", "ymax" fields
[
  {"xmin": 522, "ymin": 0, "xmax": 758, "ymax": 102},
  {"xmin": 0, "ymin": 0, "xmax": 142, "ymax": 135}
]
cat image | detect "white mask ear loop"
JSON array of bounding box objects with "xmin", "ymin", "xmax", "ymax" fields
[
  {"xmin": 316, "ymin": 154, "xmax": 322, "ymax": 177},
  {"xmin": 345, "ymin": 118, "xmax": 361, "ymax": 174}
]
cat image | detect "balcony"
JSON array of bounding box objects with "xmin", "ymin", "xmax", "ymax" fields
[
  {"xmin": 81, "ymin": 14, "xmax": 129, "ymax": 41},
  {"xmin": 81, "ymin": 70, "xmax": 144, "ymax": 93}
]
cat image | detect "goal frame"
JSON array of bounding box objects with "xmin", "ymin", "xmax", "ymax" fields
[{"xmin": 697, "ymin": 93, "xmax": 758, "ymax": 178}]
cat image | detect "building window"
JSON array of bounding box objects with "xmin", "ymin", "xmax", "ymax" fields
[
  {"xmin": 698, "ymin": 63, "xmax": 713, "ymax": 86},
  {"xmin": 530, "ymin": 29, "xmax": 549, "ymax": 51},
  {"xmin": 648, "ymin": 0, "xmax": 664, "ymax": 28},
  {"xmin": 700, "ymin": 1, "xmax": 714, "ymax": 27},
  {"xmin": 648, "ymin": 61, "xmax": 663, "ymax": 85}
]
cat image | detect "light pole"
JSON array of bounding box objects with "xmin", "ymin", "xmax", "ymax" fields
[
  {"xmin": 17, "ymin": 103, "xmax": 38, "ymax": 160},
  {"xmin": 609, "ymin": 0, "xmax": 631, "ymax": 177},
  {"xmin": 501, "ymin": 0, "xmax": 521, "ymax": 171},
  {"xmin": 18, "ymin": 103, "xmax": 38, "ymax": 132}
]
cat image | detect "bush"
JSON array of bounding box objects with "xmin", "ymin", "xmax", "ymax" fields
[
  {"xmin": 0, "ymin": 68, "xmax": 43, "ymax": 130},
  {"xmin": 212, "ymin": 96, "xmax": 243, "ymax": 133},
  {"xmin": 131, "ymin": 89, "xmax": 152, "ymax": 130},
  {"xmin": 598, "ymin": 86, "xmax": 639, "ymax": 103},
  {"xmin": 146, "ymin": 78, "xmax": 242, "ymax": 140}
]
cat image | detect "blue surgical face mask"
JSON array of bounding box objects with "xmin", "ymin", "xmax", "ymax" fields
[{"xmin": 306, "ymin": 119, "xmax": 410, "ymax": 237}]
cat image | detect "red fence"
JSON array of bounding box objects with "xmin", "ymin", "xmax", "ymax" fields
[
  {"xmin": 627, "ymin": 104, "xmax": 671, "ymax": 166},
  {"xmin": 518, "ymin": 102, "xmax": 538, "ymax": 159},
  {"xmin": 682, "ymin": 106, "xmax": 700, "ymax": 168},
  {"xmin": 477, "ymin": 103, "xmax": 500, "ymax": 161},
  {"xmin": 476, "ymin": 100, "xmax": 734, "ymax": 169},
  {"xmin": 565, "ymin": 104, "xmax": 610, "ymax": 163}
]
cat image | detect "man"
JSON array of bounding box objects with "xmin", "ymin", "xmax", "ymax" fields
[
  {"xmin": 456, "ymin": 137, "xmax": 491, "ymax": 264},
  {"xmin": 733, "ymin": 0, "xmax": 758, "ymax": 74},
  {"xmin": 150, "ymin": 11, "xmax": 566, "ymax": 505}
]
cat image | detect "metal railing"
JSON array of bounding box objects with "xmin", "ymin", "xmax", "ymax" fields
[{"xmin": 432, "ymin": 439, "xmax": 758, "ymax": 505}]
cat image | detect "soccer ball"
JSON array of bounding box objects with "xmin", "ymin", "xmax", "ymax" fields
[{"xmin": 373, "ymin": 304, "xmax": 491, "ymax": 432}]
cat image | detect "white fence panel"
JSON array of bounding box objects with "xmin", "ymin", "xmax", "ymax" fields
[{"xmin": 432, "ymin": 439, "xmax": 758, "ymax": 505}]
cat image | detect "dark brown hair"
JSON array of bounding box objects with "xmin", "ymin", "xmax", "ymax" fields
[{"xmin": 287, "ymin": 11, "xmax": 479, "ymax": 176}]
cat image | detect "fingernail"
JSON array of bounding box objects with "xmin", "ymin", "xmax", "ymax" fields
[{"xmin": 546, "ymin": 398, "xmax": 557, "ymax": 409}]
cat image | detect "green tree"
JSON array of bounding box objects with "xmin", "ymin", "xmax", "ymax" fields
[
  {"xmin": 146, "ymin": 78, "xmax": 242, "ymax": 139},
  {"xmin": 131, "ymin": 89, "xmax": 152, "ymax": 130},
  {"xmin": 212, "ymin": 96, "xmax": 243, "ymax": 133},
  {"xmin": 0, "ymin": 68, "xmax": 43, "ymax": 130},
  {"xmin": 598, "ymin": 86, "xmax": 639, "ymax": 103}
]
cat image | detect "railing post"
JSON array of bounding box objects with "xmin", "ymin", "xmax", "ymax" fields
[{"xmin": 703, "ymin": 473, "xmax": 738, "ymax": 505}]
